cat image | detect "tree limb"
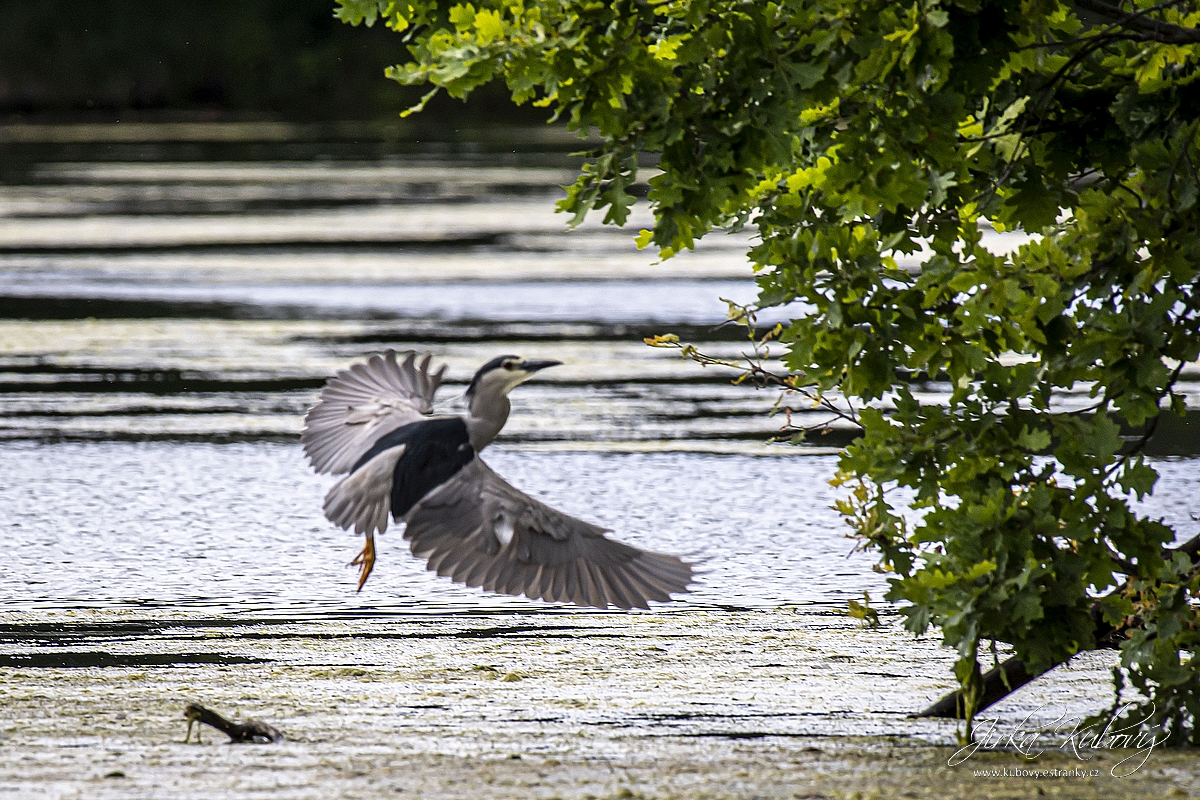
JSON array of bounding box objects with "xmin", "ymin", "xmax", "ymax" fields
[
  {"xmin": 916, "ymin": 532, "xmax": 1200, "ymax": 719},
  {"xmin": 1072, "ymin": 0, "xmax": 1200, "ymax": 45}
]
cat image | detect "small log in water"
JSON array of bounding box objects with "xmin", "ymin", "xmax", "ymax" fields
[
  {"xmin": 184, "ymin": 702, "xmax": 284, "ymax": 743},
  {"xmin": 917, "ymin": 533, "xmax": 1200, "ymax": 719}
]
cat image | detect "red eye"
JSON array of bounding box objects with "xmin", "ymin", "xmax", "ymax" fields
[{"xmin": 503, "ymin": 362, "xmax": 515, "ymax": 370}]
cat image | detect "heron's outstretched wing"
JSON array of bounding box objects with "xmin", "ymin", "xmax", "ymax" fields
[
  {"xmin": 303, "ymin": 350, "xmax": 446, "ymax": 475},
  {"xmin": 403, "ymin": 459, "xmax": 693, "ymax": 609},
  {"xmin": 321, "ymin": 417, "xmax": 475, "ymax": 537},
  {"xmin": 322, "ymin": 445, "xmax": 407, "ymax": 535}
]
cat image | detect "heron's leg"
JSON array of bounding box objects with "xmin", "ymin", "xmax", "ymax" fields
[
  {"xmin": 350, "ymin": 533, "xmax": 376, "ymax": 592},
  {"xmin": 184, "ymin": 716, "xmax": 194, "ymax": 744}
]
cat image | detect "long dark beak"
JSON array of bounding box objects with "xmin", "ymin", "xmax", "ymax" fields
[{"xmin": 521, "ymin": 359, "xmax": 563, "ymax": 373}]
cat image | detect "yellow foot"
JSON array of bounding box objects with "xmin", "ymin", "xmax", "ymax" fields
[{"xmin": 350, "ymin": 534, "xmax": 376, "ymax": 592}]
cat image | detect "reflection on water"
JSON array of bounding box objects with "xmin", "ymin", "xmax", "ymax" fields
[{"xmin": 1, "ymin": 132, "xmax": 1198, "ymax": 618}]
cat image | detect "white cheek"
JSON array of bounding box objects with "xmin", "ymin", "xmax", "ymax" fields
[{"xmin": 482, "ymin": 371, "xmax": 522, "ymax": 394}]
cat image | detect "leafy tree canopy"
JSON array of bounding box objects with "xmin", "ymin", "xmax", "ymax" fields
[{"xmin": 336, "ymin": 0, "xmax": 1200, "ymax": 741}]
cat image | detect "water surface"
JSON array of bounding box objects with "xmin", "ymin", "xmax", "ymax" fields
[
  {"xmin": 3, "ymin": 131, "xmax": 1199, "ymax": 799},
  {"xmin": 2, "ymin": 137, "xmax": 1198, "ymax": 616}
]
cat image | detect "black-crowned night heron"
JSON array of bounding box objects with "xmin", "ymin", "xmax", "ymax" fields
[{"xmin": 302, "ymin": 351, "xmax": 693, "ymax": 609}]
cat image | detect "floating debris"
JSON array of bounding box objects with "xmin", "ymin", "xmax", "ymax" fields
[{"xmin": 183, "ymin": 702, "xmax": 283, "ymax": 744}]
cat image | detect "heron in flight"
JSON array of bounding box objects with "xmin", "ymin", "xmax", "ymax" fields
[{"xmin": 302, "ymin": 351, "xmax": 693, "ymax": 609}]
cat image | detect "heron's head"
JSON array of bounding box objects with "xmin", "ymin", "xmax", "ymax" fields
[{"xmin": 466, "ymin": 355, "xmax": 562, "ymax": 400}]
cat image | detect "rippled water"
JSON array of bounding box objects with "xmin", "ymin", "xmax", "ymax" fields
[
  {"xmin": 9, "ymin": 131, "xmax": 1200, "ymax": 800},
  {"xmin": 1, "ymin": 440, "xmax": 882, "ymax": 613},
  {"xmin": 2, "ymin": 133, "xmax": 1199, "ymax": 619}
]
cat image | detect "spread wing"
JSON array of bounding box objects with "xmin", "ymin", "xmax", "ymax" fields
[
  {"xmin": 403, "ymin": 459, "xmax": 693, "ymax": 609},
  {"xmin": 303, "ymin": 350, "xmax": 446, "ymax": 475},
  {"xmin": 322, "ymin": 444, "xmax": 407, "ymax": 536}
]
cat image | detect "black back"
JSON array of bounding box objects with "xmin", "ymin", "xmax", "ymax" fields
[{"xmin": 352, "ymin": 417, "xmax": 475, "ymax": 519}]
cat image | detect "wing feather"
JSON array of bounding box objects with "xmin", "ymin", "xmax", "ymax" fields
[
  {"xmin": 607, "ymin": 564, "xmax": 649, "ymax": 610},
  {"xmin": 303, "ymin": 350, "xmax": 446, "ymax": 475},
  {"xmin": 550, "ymin": 566, "xmax": 568, "ymax": 603},
  {"xmin": 556, "ymin": 566, "xmax": 576, "ymax": 604},
  {"xmin": 464, "ymin": 556, "xmax": 494, "ymax": 589},
  {"xmin": 598, "ymin": 563, "xmax": 636, "ymax": 611},
  {"xmin": 632, "ymin": 557, "xmax": 673, "ymax": 591},
  {"xmin": 322, "ymin": 445, "xmax": 406, "ymax": 536},
  {"xmin": 401, "ymin": 458, "xmax": 693, "ymax": 609},
  {"xmin": 585, "ymin": 562, "xmax": 619, "ymax": 609},
  {"xmin": 626, "ymin": 560, "xmax": 674, "ymax": 603},
  {"xmin": 400, "ymin": 458, "xmax": 692, "ymax": 609},
  {"xmin": 533, "ymin": 566, "xmax": 554, "ymax": 602},
  {"xmin": 480, "ymin": 557, "xmax": 508, "ymax": 593},
  {"xmin": 504, "ymin": 563, "xmax": 536, "ymax": 598},
  {"xmin": 579, "ymin": 563, "xmax": 604, "ymax": 608},
  {"xmin": 428, "ymin": 544, "xmax": 463, "ymax": 576},
  {"xmin": 468, "ymin": 554, "xmax": 496, "ymax": 589}
]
